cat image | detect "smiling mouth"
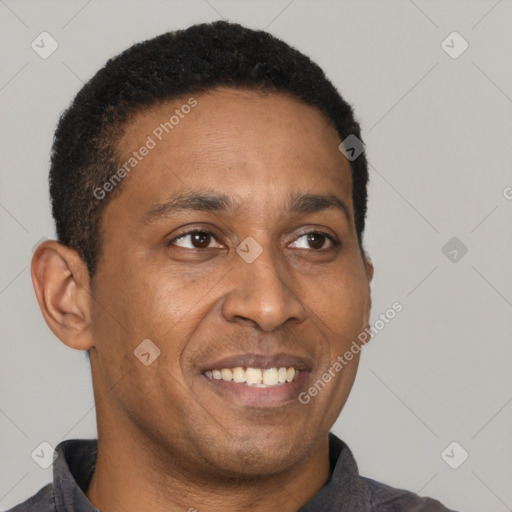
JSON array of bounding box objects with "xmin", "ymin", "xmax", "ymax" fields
[{"xmin": 204, "ymin": 366, "xmax": 299, "ymax": 388}]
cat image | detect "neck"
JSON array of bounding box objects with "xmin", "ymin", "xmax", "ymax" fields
[{"xmin": 86, "ymin": 426, "xmax": 330, "ymax": 512}]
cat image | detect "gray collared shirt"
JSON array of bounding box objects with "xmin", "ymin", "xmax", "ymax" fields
[{"xmin": 7, "ymin": 434, "xmax": 458, "ymax": 511}]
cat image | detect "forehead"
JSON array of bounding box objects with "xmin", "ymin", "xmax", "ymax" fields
[{"xmin": 112, "ymin": 87, "xmax": 353, "ymax": 216}]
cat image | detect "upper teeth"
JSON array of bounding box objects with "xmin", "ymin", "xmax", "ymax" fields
[{"xmin": 204, "ymin": 367, "xmax": 298, "ymax": 386}]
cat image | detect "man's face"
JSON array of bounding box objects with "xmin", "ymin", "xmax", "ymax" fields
[{"xmin": 89, "ymin": 87, "xmax": 372, "ymax": 479}]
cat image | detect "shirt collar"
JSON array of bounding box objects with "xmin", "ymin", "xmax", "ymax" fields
[
  {"xmin": 52, "ymin": 433, "xmax": 371, "ymax": 511},
  {"xmin": 299, "ymin": 433, "xmax": 372, "ymax": 511},
  {"xmin": 52, "ymin": 439, "xmax": 99, "ymax": 512}
]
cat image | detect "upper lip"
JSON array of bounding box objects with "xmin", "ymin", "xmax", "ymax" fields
[{"xmin": 200, "ymin": 353, "xmax": 313, "ymax": 373}]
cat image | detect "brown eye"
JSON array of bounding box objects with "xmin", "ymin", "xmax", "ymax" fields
[
  {"xmin": 191, "ymin": 232, "xmax": 211, "ymax": 248},
  {"xmin": 290, "ymin": 231, "xmax": 334, "ymax": 250},
  {"xmin": 170, "ymin": 230, "xmax": 223, "ymax": 249},
  {"xmin": 306, "ymin": 233, "xmax": 327, "ymax": 250}
]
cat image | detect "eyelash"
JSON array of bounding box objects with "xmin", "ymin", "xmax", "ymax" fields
[{"xmin": 168, "ymin": 228, "xmax": 339, "ymax": 250}]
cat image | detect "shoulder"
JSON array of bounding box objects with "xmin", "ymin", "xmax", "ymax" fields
[
  {"xmin": 363, "ymin": 476, "xmax": 459, "ymax": 511},
  {"xmin": 5, "ymin": 483, "xmax": 55, "ymax": 512}
]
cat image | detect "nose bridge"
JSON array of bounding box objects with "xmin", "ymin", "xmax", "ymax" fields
[{"xmin": 221, "ymin": 238, "xmax": 305, "ymax": 331}]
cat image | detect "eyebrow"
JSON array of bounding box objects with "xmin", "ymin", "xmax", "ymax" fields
[
  {"xmin": 140, "ymin": 192, "xmax": 238, "ymax": 224},
  {"xmin": 287, "ymin": 193, "xmax": 351, "ymax": 222},
  {"xmin": 139, "ymin": 191, "xmax": 351, "ymax": 224}
]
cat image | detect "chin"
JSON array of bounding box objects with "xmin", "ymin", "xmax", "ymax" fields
[{"xmin": 200, "ymin": 430, "xmax": 309, "ymax": 478}]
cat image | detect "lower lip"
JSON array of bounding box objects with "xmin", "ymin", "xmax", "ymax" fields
[{"xmin": 203, "ymin": 370, "xmax": 310, "ymax": 407}]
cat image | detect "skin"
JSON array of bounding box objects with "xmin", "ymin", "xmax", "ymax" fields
[{"xmin": 32, "ymin": 87, "xmax": 373, "ymax": 512}]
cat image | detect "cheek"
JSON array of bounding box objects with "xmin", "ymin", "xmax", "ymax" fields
[
  {"xmin": 302, "ymin": 264, "xmax": 370, "ymax": 342},
  {"xmin": 96, "ymin": 259, "xmax": 227, "ymax": 362},
  {"xmin": 88, "ymin": 267, "xmax": 200, "ymax": 423}
]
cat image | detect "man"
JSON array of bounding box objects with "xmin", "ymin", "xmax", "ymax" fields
[{"xmin": 10, "ymin": 21, "xmax": 458, "ymax": 512}]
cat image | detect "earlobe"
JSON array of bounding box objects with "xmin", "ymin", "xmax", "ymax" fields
[
  {"xmin": 362, "ymin": 251, "xmax": 374, "ymax": 335},
  {"xmin": 31, "ymin": 241, "xmax": 94, "ymax": 351},
  {"xmin": 364, "ymin": 252, "xmax": 374, "ymax": 284}
]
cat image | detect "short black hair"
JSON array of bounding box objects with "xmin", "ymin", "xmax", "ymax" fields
[{"xmin": 50, "ymin": 20, "xmax": 368, "ymax": 276}]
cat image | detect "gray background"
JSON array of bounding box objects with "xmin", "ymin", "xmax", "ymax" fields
[{"xmin": 1, "ymin": 0, "xmax": 511, "ymax": 510}]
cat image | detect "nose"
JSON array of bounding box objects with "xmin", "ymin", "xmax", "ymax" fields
[{"xmin": 221, "ymin": 245, "xmax": 306, "ymax": 332}]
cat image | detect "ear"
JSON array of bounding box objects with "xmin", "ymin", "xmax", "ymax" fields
[
  {"xmin": 364, "ymin": 252, "xmax": 374, "ymax": 285},
  {"xmin": 361, "ymin": 250, "xmax": 374, "ymax": 335},
  {"xmin": 31, "ymin": 240, "xmax": 94, "ymax": 351}
]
